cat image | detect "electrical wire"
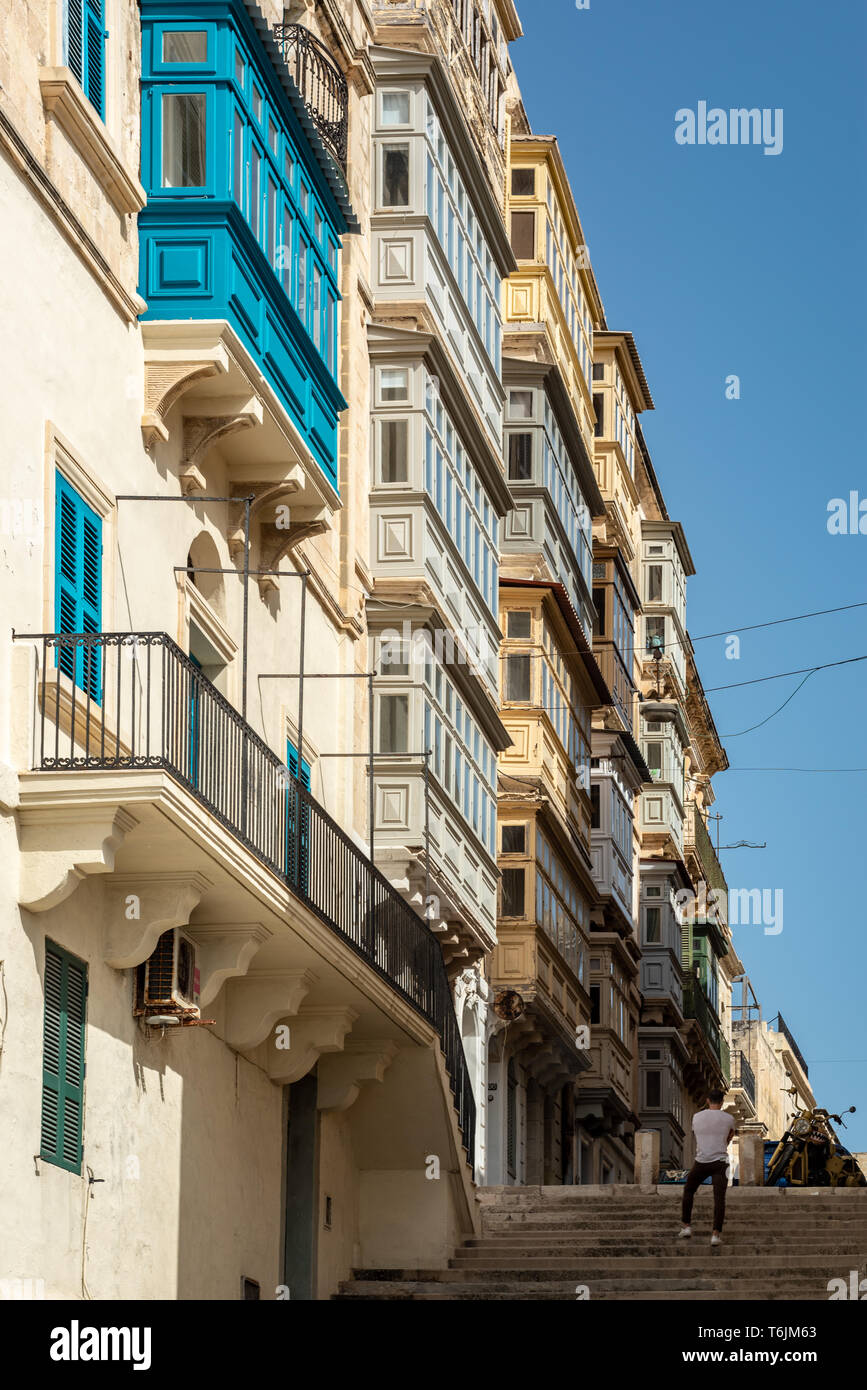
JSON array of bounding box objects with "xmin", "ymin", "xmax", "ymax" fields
[
  {"xmin": 705, "ymin": 653, "xmax": 867, "ymax": 693},
  {"xmin": 661, "ymin": 598, "xmax": 867, "ymax": 653},
  {"xmin": 721, "ymin": 670, "xmax": 816, "ymax": 737}
]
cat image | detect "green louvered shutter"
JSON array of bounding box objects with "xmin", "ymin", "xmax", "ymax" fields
[{"xmin": 41, "ymin": 942, "xmax": 88, "ymax": 1174}]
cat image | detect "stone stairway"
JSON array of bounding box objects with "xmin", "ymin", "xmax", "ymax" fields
[{"xmin": 335, "ymin": 1185, "xmax": 867, "ymax": 1300}]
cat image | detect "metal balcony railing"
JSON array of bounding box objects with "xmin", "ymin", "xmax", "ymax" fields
[
  {"xmin": 777, "ymin": 1012, "xmax": 809, "ymax": 1078},
  {"xmin": 730, "ymin": 1049, "xmax": 757, "ymax": 1106},
  {"xmin": 685, "ymin": 803, "xmax": 728, "ymax": 899},
  {"xmin": 274, "ymin": 24, "xmax": 348, "ymax": 171},
  {"xmin": 30, "ymin": 631, "xmax": 475, "ymax": 1160}
]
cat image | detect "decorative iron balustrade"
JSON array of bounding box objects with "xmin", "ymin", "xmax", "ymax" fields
[
  {"xmin": 685, "ymin": 802, "xmax": 728, "ymax": 899},
  {"xmin": 777, "ymin": 1012, "xmax": 809, "ymax": 1078},
  {"xmin": 31, "ymin": 631, "xmax": 475, "ymax": 1160},
  {"xmin": 274, "ymin": 24, "xmax": 348, "ymax": 171},
  {"xmin": 730, "ymin": 1049, "xmax": 757, "ymax": 1106}
]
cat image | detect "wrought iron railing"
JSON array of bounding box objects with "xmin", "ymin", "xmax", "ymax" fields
[
  {"xmin": 274, "ymin": 24, "xmax": 348, "ymax": 171},
  {"xmin": 777, "ymin": 1012, "xmax": 809, "ymax": 1078},
  {"xmin": 685, "ymin": 803, "xmax": 728, "ymax": 901},
  {"xmin": 682, "ymin": 976, "xmax": 729, "ymax": 1085},
  {"xmin": 730, "ymin": 1049, "xmax": 757, "ymax": 1106},
  {"xmin": 30, "ymin": 631, "xmax": 475, "ymax": 1159}
]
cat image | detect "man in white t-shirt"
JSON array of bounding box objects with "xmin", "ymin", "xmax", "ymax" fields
[{"xmin": 677, "ymin": 1090, "xmax": 736, "ymax": 1246}]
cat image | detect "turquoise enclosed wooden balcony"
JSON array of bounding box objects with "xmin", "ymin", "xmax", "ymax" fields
[{"xmin": 138, "ymin": 0, "xmax": 358, "ymax": 493}]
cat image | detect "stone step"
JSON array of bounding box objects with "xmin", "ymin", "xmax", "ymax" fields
[
  {"xmin": 349, "ymin": 1262, "xmax": 851, "ymax": 1282},
  {"xmin": 458, "ymin": 1251, "xmax": 861, "ymax": 1262},
  {"xmin": 477, "ymin": 1217, "xmax": 867, "ymax": 1228},
  {"xmin": 336, "ymin": 1278, "xmax": 838, "ymax": 1300},
  {"xmin": 480, "ymin": 1219, "xmax": 867, "ymax": 1235}
]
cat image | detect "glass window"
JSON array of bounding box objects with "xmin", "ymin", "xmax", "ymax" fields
[
  {"xmin": 510, "ymin": 211, "xmax": 535, "ymax": 260},
  {"xmin": 501, "ymin": 868, "xmax": 525, "ymax": 917},
  {"xmin": 645, "ymin": 742, "xmax": 663, "ymax": 780},
  {"xmin": 382, "ymin": 144, "xmax": 410, "ymax": 206},
  {"xmin": 250, "ymin": 147, "xmax": 261, "ymax": 238},
  {"xmin": 645, "ymin": 907, "xmax": 661, "ymax": 943},
  {"xmin": 646, "ymin": 616, "xmax": 666, "ymax": 653},
  {"xmin": 646, "ymin": 1071, "xmax": 662, "ymax": 1108},
  {"xmin": 252, "ymin": 84, "xmax": 262, "ymax": 121},
  {"xmin": 380, "ymin": 637, "xmax": 409, "ymax": 676},
  {"xmin": 508, "ymin": 433, "xmax": 533, "ymax": 480},
  {"xmin": 381, "ymin": 367, "xmax": 409, "ymax": 403},
  {"xmin": 509, "ymin": 390, "xmax": 534, "ymax": 420},
  {"xmin": 592, "ymin": 362, "xmax": 605, "ymax": 381},
  {"xmin": 511, "ymin": 167, "xmax": 535, "ymax": 196},
  {"xmin": 506, "ymin": 611, "xmax": 531, "ymax": 639},
  {"xmin": 648, "ymin": 565, "xmax": 663, "ymax": 603},
  {"xmin": 312, "ymin": 266, "xmax": 322, "ymax": 350},
  {"xmin": 505, "ymin": 654, "xmax": 531, "ymax": 702},
  {"xmin": 232, "ymin": 111, "xmax": 244, "ymax": 207},
  {"xmin": 162, "ymin": 93, "xmax": 206, "ymax": 187},
  {"xmin": 382, "ymin": 91, "xmax": 410, "ymax": 125},
  {"xmin": 381, "ymin": 420, "xmax": 408, "ymax": 483},
  {"xmin": 297, "ymin": 236, "xmax": 309, "ymax": 323},
  {"xmin": 379, "ymin": 695, "xmax": 409, "ymax": 753},
  {"xmin": 162, "ymin": 31, "xmax": 207, "ymax": 63},
  {"xmin": 502, "ymin": 824, "xmax": 526, "ymax": 854}
]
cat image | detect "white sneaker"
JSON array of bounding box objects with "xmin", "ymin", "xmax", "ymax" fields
[
  {"xmin": 711, "ymin": 1234, "xmax": 722, "ymax": 1246},
  {"xmin": 677, "ymin": 1227, "xmax": 692, "ymax": 1239}
]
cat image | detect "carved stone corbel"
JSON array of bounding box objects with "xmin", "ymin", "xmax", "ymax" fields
[
  {"xmin": 186, "ymin": 923, "xmax": 270, "ymax": 1006},
  {"xmin": 224, "ymin": 969, "xmax": 316, "ymax": 1053},
  {"xmin": 257, "ymin": 507, "xmax": 330, "ymax": 590},
  {"xmin": 179, "ymin": 398, "xmax": 263, "ymax": 492},
  {"xmin": 18, "ymin": 806, "xmax": 138, "ymax": 913},
  {"xmin": 102, "ymin": 871, "xmax": 212, "ymax": 968},
  {"xmin": 141, "ymin": 356, "xmax": 228, "ymax": 451},
  {"xmin": 317, "ymin": 1039, "xmax": 398, "ymax": 1113},
  {"xmin": 266, "ymin": 1005, "xmax": 358, "ymax": 1085}
]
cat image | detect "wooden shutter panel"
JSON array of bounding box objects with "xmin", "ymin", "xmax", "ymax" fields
[
  {"xmin": 84, "ymin": 0, "xmax": 105, "ymax": 118},
  {"xmin": 41, "ymin": 943, "xmax": 87, "ymax": 1174},
  {"xmin": 66, "ymin": 0, "xmax": 85, "ymax": 88},
  {"xmin": 55, "ymin": 474, "xmax": 102, "ymax": 699},
  {"xmin": 286, "ymin": 741, "xmax": 310, "ymax": 892}
]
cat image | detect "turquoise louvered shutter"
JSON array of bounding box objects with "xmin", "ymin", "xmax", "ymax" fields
[
  {"xmin": 286, "ymin": 739, "xmax": 311, "ymax": 789},
  {"xmin": 41, "ymin": 942, "xmax": 88, "ymax": 1174},
  {"xmin": 55, "ymin": 473, "xmax": 102, "ymax": 700},
  {"xmin": 286, "ymin": 739, "xmax": 310, "ymax": 892},
  {"xmin": 66, "ymin": 0, "xmax": 105, "ymax": 118}
]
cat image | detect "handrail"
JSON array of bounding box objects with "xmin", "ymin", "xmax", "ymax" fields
[
  {"xmin": 730, "ymin": 1049, "xmax": 756, "ymax": 1105},
  {"xmin": 274, "ymin": 24, "xmax": 348, "ymax": 171},
  {"xmin": 31, "ymin": 631, "xmax": 475, "ymax": 1160}
]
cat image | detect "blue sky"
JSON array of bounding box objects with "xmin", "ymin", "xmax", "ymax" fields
[{"xmin": 514, "ymin": 0, "xmax": 867, "ymax": 1147}]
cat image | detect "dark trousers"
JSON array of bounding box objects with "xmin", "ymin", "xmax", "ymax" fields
[{"xmin": 682, "ymin": 1159, "xmax": 728, "ymax": 1230}]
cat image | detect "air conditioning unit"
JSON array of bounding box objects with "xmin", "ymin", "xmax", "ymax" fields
[{"xmin": 139, "ymin": 928, "xmax": 200, "ymax": 1017}]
